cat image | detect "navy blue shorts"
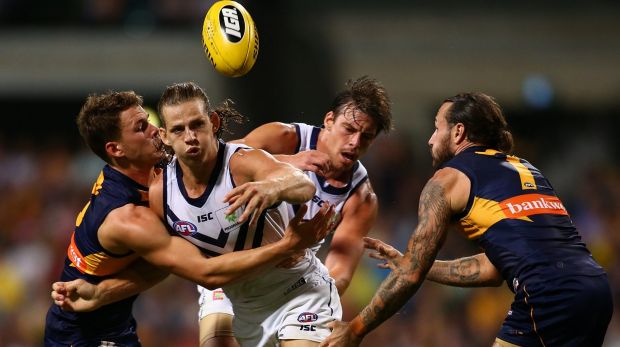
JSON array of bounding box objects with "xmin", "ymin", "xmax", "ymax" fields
[
  {"xmin": 44, "ymin": 306, "xmax": 141, "ymax": 347},
  {"xmin": 498, "ymin": 273, "xmax": 612, "ymax": 347}
]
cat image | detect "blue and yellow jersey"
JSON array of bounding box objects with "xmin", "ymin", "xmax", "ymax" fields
[
  {"xmin": 440, "ymin": 146, "xmax": 605, "ymax": 291},
  {"xmin": 45, "ymin": 165, "xmax": 148, "ymax": 343}
]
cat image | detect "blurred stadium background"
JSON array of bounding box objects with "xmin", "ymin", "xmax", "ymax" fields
[{"xmin": 1, "ymin": 0, "xmax": 619, "ymax": 346}]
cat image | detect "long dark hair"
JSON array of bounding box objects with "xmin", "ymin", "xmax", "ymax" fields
[
  {"xmin": 157, "ymin": 81, "xmax": 246, "ymax": 139},
  {"xmin": 444, "ymin": 92, "xmax": 514, "ymax": 153}
]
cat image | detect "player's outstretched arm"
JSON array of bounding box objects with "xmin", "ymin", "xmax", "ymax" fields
[
  {"xmin": 51, "ymin": 258, "xmax": 168, "ymax": 312},
  {"xmin": 231, "ymin": 122, "xmax": 298, "ymax": 154},
  {"xmin": 365, "ymin": 238, "xmax": 502, "ymax": 288},
  {"xmin": 54, "ymin": 204, "xmax": 336, "ymax": 312},
  {"xmin": 232, "ymin": 121, "xmax": 333, "ymax": 176},
  {"xmin": 426, "ymin": 253, "xmax": 503, "ymax": 287},
  {"xmin": 224, "ymin": 148, "xmax": 315, "ymax": 227},
  {"xmin": 325, "ymin": 180, "xmax": 378, "ymax": 295},
  {"xmin": 112, "ymin": 202, "xmax": 329, "ymax": 289},
  {"xmin": 320, "ymin": 168, "xmax": 466, "ymax": 347}
]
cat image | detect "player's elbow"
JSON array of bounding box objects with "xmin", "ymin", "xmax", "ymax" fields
[
  {"xmin": 199, "ymin": 280, "xmax": 222, "ymax": 291},
  {"xmin": 487, "ymin": 275, "xmax": 504, "ymax": 287},
  {"xmin": 289, "ymin": 173, "xmax": 316, "ymax": 203},
  {"xmin": 299, "ymin": 177, "xmax": 316, "ymax": 201},
  {"xmin": 196, "ymin": 273, "xmax": 228, "ymax": 290}
]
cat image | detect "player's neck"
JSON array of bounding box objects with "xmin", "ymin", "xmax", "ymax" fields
[
  {"xmin": 112, "ymin": 165, "xmax": 154, "ymax": 187},
  {"xmin": 325, "ymin": 168, "xmax": 352, "ymax": 187},
  {"xmin": 177, "ymin": 156, "xmax": 216, "ymax": 196},
  {"xmin": 454, "ymin": 141, "xmax": 481, "ymax": 156}
]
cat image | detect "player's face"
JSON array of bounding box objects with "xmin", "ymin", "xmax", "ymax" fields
[
  {"xmin": 323, "ymin": 105, "xmax": 378, "ymax": 171},
  {"xmin": 116, "ymin": 106, "xmax": 164, "ymax": 167},
  {"xmin": 428, "ymin": 102, "xmax": 455, "ymax": 168},
  {"xmin": 160, "ymin": 98, "xmax": 219, "ymax": 164}
]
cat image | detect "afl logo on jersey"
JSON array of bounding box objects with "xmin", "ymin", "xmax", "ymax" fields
[
  {"xmin": 297, "ymin": 312, "xmax": 318, "ymax": 323},
  {"xmin": 173, "ymin": 220, "xmax": 198, "ymax": 236}
]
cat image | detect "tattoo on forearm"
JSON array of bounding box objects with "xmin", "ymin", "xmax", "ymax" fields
[
  {"xmin": 449, "ymin": 257, "xmax": 481, "ymax": 283},
  {"xmin": 359, "ymin": 180, "xmax": 451, "ymax": 334}
]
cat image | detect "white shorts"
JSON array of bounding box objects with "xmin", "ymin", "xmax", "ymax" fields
[
  {"xmin": 197, "ymin": 274, "xmax": 341, "ymax": 346},
  {"xmin": 197, "ymin": 286, "xmax": 234, "ymax": 320},
  {"xmin": 232, "ymin": 273, "xmax": 342, "ymax": 347}
]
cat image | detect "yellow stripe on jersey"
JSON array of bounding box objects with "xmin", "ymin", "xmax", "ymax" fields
[
  {"xmin": 459, "ymin": 196, "xmax": 531, "ymax": 239},
  {"xmin": 91, "ymin": 170, "xmax": 105, "ymax": 196},
  {"xmin": 506, "ymin": 156, "xmax": 537, "ymax": 190},
  {"xmin": 75, "ymin": 201, "xmax": 90, "ymax": 227},
  {"xmin": 475, "ymin": 149, "xmax": 537, "ymax": 190}
]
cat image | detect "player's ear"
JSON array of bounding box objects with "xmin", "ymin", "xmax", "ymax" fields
[
  {"xmin": 210, "ymin": 111, "xmax": 221, "ymax": 134},
  {"xmin": 105, "ymin": 141, "xmax": 123, "ymax": 158},
  {"xmin": 323, "ymin": 111, "xmax": 335, "ymax": 130},
  {"xmin": 452, "ymin": 123, "xmax": 467, "ymax": 144}
]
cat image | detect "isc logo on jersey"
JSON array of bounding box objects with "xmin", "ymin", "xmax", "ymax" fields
[
  {"xmin": 202, "ymin": 1, "xmax": 259, "ymax": 77},
  {"xmin": 298, "ymin": 312, "xmax": 318, "ymax": 331},
  {"xmin": 173, "ymin": 220, "xmax": 198, "ymax": 236}
]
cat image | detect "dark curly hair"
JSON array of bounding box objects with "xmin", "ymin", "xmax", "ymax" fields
[{"xmin": 330, "ymin": 76, "xmax": 393, "ymax": 135}]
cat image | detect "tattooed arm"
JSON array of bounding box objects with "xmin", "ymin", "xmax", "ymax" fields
[
  {"xmin": 320, "ymin": 167, "xmax": 470, "ymax": 347},
  {"xmin": 427, "ymin": 253, "xmax": 503, "ymax": 287}
]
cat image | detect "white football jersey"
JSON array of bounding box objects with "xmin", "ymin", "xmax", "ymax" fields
[
  {"xmin": 163, "ymin": 140, "xmax": 329, "ymax": 309},
  {"xmin": 291, "ymin": 123, "xmax": 369, "ymax": 251},
  {"xmin": 163, "ymin": 141, "xmax": 289, "ymax": 256}
]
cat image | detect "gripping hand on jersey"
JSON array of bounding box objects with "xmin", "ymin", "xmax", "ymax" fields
[
  {"xmin": 364, "ymin": 237, "xmax": 404, "ymax": 271},
  {"xmin": 223, "ymin": 180, "xmax": 283, "ymax": 229},
  {"xmin": 284, "ymin": 150, "xmax": 333, "ymax": 177}
]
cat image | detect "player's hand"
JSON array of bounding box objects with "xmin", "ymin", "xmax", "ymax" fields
[
  {"xmin": 283, "ymin": 203, "xmax": 337, "ymax": 250},
  {"xmin": 51, "ymin": 279, "xmax": 101, "ymax": 312},
  {"xmin": 319, "ymin": 321, "xmax": 362, "ymax": 347},
  {"xmin": 288, "ymin": 150, "xmax": 333, "ymax": 177},
  {"xmin": 223, "ymin": 180, "xmax": 281, "ymax": 229},
  {"xmin": 364, "ymin": 236, "xmax": 404, "ymax": 271}
]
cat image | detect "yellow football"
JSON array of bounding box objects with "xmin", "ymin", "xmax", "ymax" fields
[{"xmin": 202, "ymin": 1, "xmax": 259, "ymax": 77}]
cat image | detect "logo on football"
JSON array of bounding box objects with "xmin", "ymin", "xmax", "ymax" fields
[{"xmin": 202, "ymin": 1, "xmax": 259, "ymax": 77}]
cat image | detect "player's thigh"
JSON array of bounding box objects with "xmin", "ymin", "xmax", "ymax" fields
[
  {"xmin": 280, "ymin": 339, "xmax": 320, "ymax": 347},
  {"xmin": 200, "ymin": 313, "xmax": 237, "ymax": 347}
]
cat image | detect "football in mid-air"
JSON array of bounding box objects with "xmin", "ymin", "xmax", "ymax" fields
[{"xmin": 202, "ymin": 1, "xmax": 259, "ymax": 77}]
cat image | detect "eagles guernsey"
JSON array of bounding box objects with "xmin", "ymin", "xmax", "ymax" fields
[
  {"xmin": 45, "ymin": 165, "xmax": 146, "ymax": 346},
  {"xmin": 292, "ymin": 123, "xmax": 369, "ymax": 251},
  {"xmin": 441, "ymin": 146, "xmax": 605, "ymax": 290},
  {"xmin": 163, "ymin": 141, "xmax": 334, "ymax": 312}
]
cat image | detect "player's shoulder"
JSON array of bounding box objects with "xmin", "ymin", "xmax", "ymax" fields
[
  {"xmin": 105, "ymin": 203, "xmax": 160, "ymax": 232},
  {"xmin": 251, "ymin": 122, "xmax": 297, "ymax": 139},
  {"xmin": 266, "ymin": 122, "xmax": 299, "ymax": 145},
  {"xmin": 344, "ymin": 179, "xmax": 378, "ymax": 214},
  {"xmin": 97, "ymin": 203, "xmax": 161, "ymax": 251}
]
